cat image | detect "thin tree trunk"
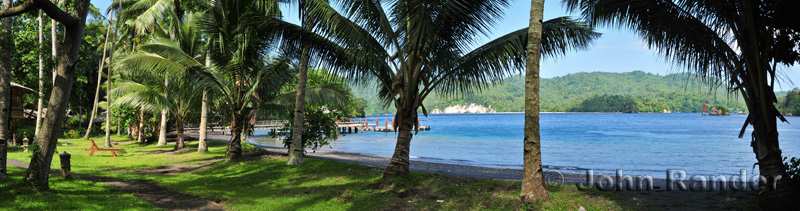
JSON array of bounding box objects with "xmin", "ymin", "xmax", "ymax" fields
[
  {"xmin": 176, "ymin": 115, "xmax": 184, "ymax": 149},
  {"xmin": 104, "ymin": 0, "xmax": 122, "ymax": 147},
  {"xmin": 25, "ymin": 0, "xmax": 91, "ymax": 190},
  {"xmin": 287, "ymin": 43, "xmax": 310, "ymax": 166},
  {"xmin": 521, "ymin": 0, "xmax": 549, "ymax": 202},
  {"xmin": 198, "ymin": 40, "xmax": 211, "ymax": 153},
  {"xmin": 84, "ymin": 16, "xmax": 113, "ymax": 139},
  {"xmin": 382, "ymin": 105, "xmax": 415, "ymax": 179},
  {"xmin": 116, "ymin": 124, "xmax": 120, "ymax": 136},
  {"xmin": 137, "ymin": 109, "xmax": 144, "ymax": 143},
  {"xmin": 50, "ymin": 11, "xmax": 56, "ymax": 85},
  {"xmin": 35, "ymin": 10, "xmax": 43, "ymax": 137},
  {"xmin": 198, "ymin": 90, "xmax": 208, "ymax": 152},
  {"xmin": 157, "ymin": 77, "xmax": 168, "ymax": 146},
  {"xmin": 287, "ymin": 13, "xmax": 314, "ymax": 166},
  {"xmin": 0, "ymin": 0, "xmax": 14, "ymax": 180}
]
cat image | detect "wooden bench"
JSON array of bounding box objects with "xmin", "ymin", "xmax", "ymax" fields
[{"xmin": 84, "ymin": 139, "xmax": 121, "ymax": 157}]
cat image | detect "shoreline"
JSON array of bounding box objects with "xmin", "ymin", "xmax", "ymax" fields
[{"xmin": 185, "ymin": 131, "xmax": 727, "ymax": 190}]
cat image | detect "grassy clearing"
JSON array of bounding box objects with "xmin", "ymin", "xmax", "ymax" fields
[
  {"xmin": 151, "ymin": 156, "xmax": 627, "ymax": 210},
  {"xmin": 4, "ymin": 136, "xmax": 660, "ymax": 210},
  {"xmin": 0, "ymin": 167, "xmax": 160, "ymax": 210}
]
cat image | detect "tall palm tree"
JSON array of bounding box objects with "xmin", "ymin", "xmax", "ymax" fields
[
  {"xmin": 522, "ymin": 0, "xmax": 548, "ymax": 203},
  {"xmin": 564, "ymin": 0, "xmax": 800, "ymax": 208},
  {"xmin": 303, "ymin": 0, "xmax": 599, "ymax": 179}
]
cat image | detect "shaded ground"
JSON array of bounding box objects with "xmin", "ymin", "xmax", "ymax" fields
[{"xmin": 6, "ymin": 148, "xmax": 226, "ymax": 211}]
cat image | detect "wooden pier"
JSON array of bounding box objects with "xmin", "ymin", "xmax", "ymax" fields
[{"xmin": 184, "ymin": 118, "xmax": 430, "ymax": 134}]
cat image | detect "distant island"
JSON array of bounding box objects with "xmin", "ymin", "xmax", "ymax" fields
[{"xmin": 352, "ymin": 71, "xmax": 783, "ymax": 115}]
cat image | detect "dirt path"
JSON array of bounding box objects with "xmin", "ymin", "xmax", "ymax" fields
[{"xmin": 6, "ymin": 158, "xmax": 226, "ymax": 211}]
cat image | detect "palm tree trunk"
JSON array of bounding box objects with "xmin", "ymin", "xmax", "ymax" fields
[
  {"xmin": 104, "ymin": 0, "xmax": 122, "ymax": 147},
  {"xmin": 157, "ymin": 77, "xmax": 169, "ymax": 146},
  {"xmin": 137, "ymin": 109, "xmax": 144, "ymax": 143},
  {"xmin": 35, "ymin": 10, "xmax": 43, "ymax": 137},
  {"xmin": 225, "ymin": 111, "xmax": 243, "ymax": 158},
  {"xmin": 748, "ymin": 88, "xmax": 799, "ymax": 209},
  {"xmin": 0, "ymin": 0, "xmax": 14, "ymax": 180},
  {"xmin": 382, "ymin": 104, "xmax": 416, "ymax": 179},
  {"xmin": 176, "ymin": 115, "xmax": 184, "ymax": 149},
  {"xmin": 521, "ymin": 0, "xmax": 549, "ymax": 202},
  {"xmin": 85, "ymin": 17, "xmax": 113, "ymax": 139},
  {"xmin": 50, "ymin": 12, "xmax": 56, "ymax": 85},
  {"xmin": 26, "ymin": 0, "xmax": 91, "ymax": 190},
  {"xmin": 198, "ymin": 90, "xmax": 208, "ymax": 152},
  {"xmin": 287, "ymin": 40, "xmax": 311, "ymax": 166},
  {"xmin": 198, "ymin": 45, "xmax": 211, "ymax": 153}
]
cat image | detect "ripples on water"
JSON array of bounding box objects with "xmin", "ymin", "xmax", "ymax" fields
[{"xmin": 249, "ymin": 113, "xmax": 800, "ymax": 178}]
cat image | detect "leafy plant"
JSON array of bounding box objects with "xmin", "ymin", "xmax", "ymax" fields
[
  {"xmin": 271, "ymin": 105, "xmax": 344, "ymax": 153},
  {"xmin": 784, "ymin": 156, "xmax": 800, "ymax": 190}
]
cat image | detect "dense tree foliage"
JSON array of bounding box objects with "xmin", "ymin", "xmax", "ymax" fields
[{"xmin": 778, "ymin": 89, "xmax": 800, "ymax": 116}]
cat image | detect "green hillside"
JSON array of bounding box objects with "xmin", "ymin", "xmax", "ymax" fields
[{"xmin": 353, "ymin": 71, "xmax": 752, "ymax": 114}]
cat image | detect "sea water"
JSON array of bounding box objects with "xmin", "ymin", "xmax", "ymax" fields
[{"xmin": 249, "ymin": 113, "xmax": 800, "ymax": 178}]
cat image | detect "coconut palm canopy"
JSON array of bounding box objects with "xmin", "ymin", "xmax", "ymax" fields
[{"xmin": 285, "ymin": 0, "xmax": 600, "ymax": 178}]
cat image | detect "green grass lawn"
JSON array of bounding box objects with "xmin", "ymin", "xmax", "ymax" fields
[
  {"xmin": 5, "ymin": 136, "xmax": 629, "ymax": 210},
  {"xmin": 0, "ymin": 167, "xmax": 160, "ymax": 210}
]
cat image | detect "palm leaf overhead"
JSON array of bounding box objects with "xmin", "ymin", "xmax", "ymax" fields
[
  {"xmin": 285, "ymin": 0, "xmax": 599, "ymax": 178},
  {"xmin": 563, "ymin": 0, "xmax": 800, "ymax": 208}
]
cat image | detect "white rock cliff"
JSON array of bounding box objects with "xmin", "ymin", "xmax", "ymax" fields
[{"xmin": 430, "ymin": 103, "xmax": 496, "ymax": 114}]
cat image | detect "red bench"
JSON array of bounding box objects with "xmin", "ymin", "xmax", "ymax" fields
[{"xmin": 84, "ymin": 139, "xmax": 122, "ymax": 157}]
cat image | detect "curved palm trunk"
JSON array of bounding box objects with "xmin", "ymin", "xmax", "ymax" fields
[
  {"xmin": 26, "ymin": 0, "xmax": 91, "ymax": 190},
  {"xmin": 521, "ymin": 0, "xmax": 549, "ymax": 202},
  {"xmin": 0, "ymin": 0, "xmax": 13, "ymax": 180},
  {"xmin": 287, "ymin": 43, "xmax": 311, "ymax": 166},
  {"xmin": 157, "ymin": 77, "xmax": 169, "ymax": 146},
  {"xmin": 85, "ymin": 18, "xmax": 113, "ymax": 139},
  {"xmin": 382, "ymin": 103, "xmax": 416, "ymax": 179}
]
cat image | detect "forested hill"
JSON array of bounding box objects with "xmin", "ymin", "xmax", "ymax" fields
[{"xmin": 352, "ymin": 71, "xmax": 751, "ymax": 115}]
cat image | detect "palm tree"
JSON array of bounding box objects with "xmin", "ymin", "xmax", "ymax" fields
[
  {"xmin": 200, "ymin": 0, "xmax": 357, "ymax": 158},
  {"xmin": 302, "ymin": 0, "xmax": 599, "ymax": 179},
  {"xmin": 563, "ymin": 0, "xmax": 800, "ymax": 208},
  {"xmin": 522, "ymin": 0, "xmax": 548, "ymax": 202},
  {"xmin": 115, "ymin": 12, "xmax": 207, "ymax": 149}
]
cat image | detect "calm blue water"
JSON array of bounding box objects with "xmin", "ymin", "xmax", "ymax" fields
[{"xmin": 250, "ymin": 113, "xmax": 800, "ymax": 178}]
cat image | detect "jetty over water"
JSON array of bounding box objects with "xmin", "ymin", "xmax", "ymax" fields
[{"xmin": 185, "ymin": 118, "xmax": 430, "ymax": 134}]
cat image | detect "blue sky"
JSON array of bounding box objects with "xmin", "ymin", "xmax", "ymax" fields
[{"xmin": 91, "ymin": 0, "xmax": 799, "ymax": 91}]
